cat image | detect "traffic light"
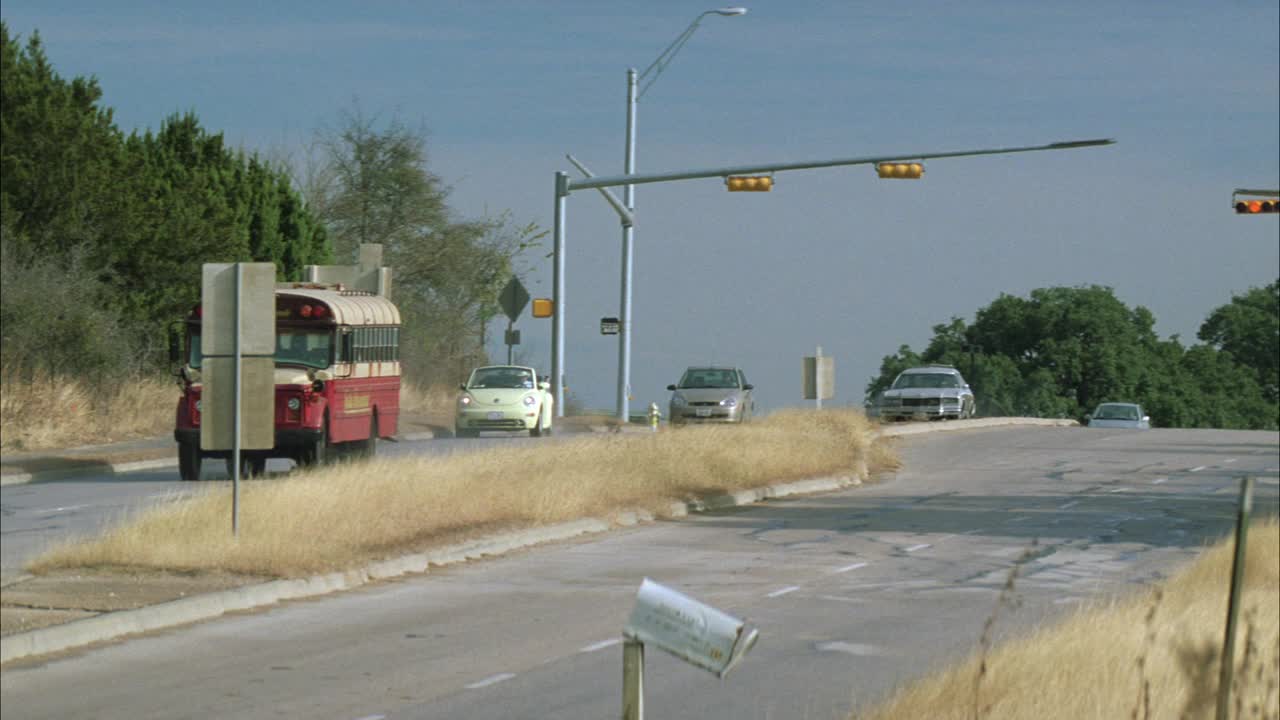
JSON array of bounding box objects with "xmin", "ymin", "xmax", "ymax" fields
[
  {"xmin": 876, "ymin": 162, "xmax": 924, "ymax": 179},
  {"xmin": 1235, "ymin": 199, "xmax": 1279, "ymax": 214},
  {"xmin": 725, "ymin": 175, "xmax": 773, "ymax": 192}
]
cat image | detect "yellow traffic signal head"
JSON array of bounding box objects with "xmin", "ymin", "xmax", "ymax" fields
[
  {"xmin": 876, "ymin": 162, "xmax": 924, "ymax": 179},
  {"xmin": 1235, "ymin": 199, "xmax": 1278, "ymax": 214},
  {"xmin": 725, "ymin": 175, "xmax": 773, "ymax": 192}
]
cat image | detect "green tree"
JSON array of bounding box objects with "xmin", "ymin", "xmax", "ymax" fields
[
  {"xmin": 1197, "ymin": 280, "xmax": 1279, "ymax": 405},
  {"xmin": 864, "ymin": 284, "xmax": 1277, "ymax": 429}
]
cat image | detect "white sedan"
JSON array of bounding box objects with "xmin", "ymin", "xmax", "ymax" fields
[{"xmin": 455, "ymin": 365, "xmax": 554, "ymax": 438}]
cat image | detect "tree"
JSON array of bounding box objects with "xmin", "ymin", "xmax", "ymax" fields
[
  {"xmin": 312, "ymin": 105, "xmax": 542, "ymax": 384},
  {"xmin": 864, "ymin": 284, "xmax": 1278, "ymax": 429},
  {"xmin": 1198, "ymin": 280, "xmax": 1279, "ymax": 404}
]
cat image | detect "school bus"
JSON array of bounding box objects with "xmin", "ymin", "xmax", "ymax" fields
[{"xmin": 173, "ymin": 282, "xmax": 401, "ymax": 480}]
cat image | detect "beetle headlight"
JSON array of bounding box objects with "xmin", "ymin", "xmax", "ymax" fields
[
  {"xmin": 459, "ymin": 395, "xmax": 473, "ymax": 406},
  {"xmin": 287, "ymin": 397, "xmax": 302, "ymax": 411},
  {"xmin": 523, "ymin": 395, "xmax": 537, "ymax": 407}
]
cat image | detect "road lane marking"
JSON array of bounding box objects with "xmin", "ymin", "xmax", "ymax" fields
[
  {"xmin": 1003, "ymin": 516, "xmax": 1031, "ymax": 524},
  {"xmin": 1225, "ymin": 458, "xmax": 1238, "ymax": 464},
  {"xmin": 815, "ymin": 641, "xmax": 881, "ymax": 656},
  {"xmin": 1152, "ymin": 478, "xmax": 1167, "ymax": 484},
  {"xmin": 1058, "ymin": 501, "xmax": 1080, "ymax": 509},
  {"xmin": 579, "ymin": 638, "xmax": 621, "ymax": 653},
  {"xmin": 1190, "ymin": 466, "xmax": 1207, "ymax": 473},
  {"xmin": 768, "ymin": 586, "xmax": 800, "ymax": 598},
  {"xmin": 832, "ymin": 562, "xmax": 869, "ymax": 574},
  {"xmin": 1109, "ymin": 488, "xmax": 1128, "ymax": 493},
  {"xmin": 465, "ymin": 673, "xmax": 516, "ymax": 689},
  {"xmin": 905, "ymin": 543, "xmax": 931, "ymax": 553}
]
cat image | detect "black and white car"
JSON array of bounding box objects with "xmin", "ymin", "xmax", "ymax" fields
[{"xmin": 875, "ymin": 365, "xmax": 975, "ymax": 421}]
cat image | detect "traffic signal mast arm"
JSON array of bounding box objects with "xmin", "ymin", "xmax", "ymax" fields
[{"xmin": 563, "ymin": 138, "xmax": 1115, "ymax": 194}]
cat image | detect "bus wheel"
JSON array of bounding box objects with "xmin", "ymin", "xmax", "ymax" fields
[
  {"xmin": 178, "ymin": 439, "xmax": 202, "ymax": 481},
  {"xmin": 363, "ymin": 415, "xmax": 379, "ymax": 458},
  {"xmin": 303, "ymin": 419, "xmax": 328, "ymax": 467},
  {"xmin": 225, "ymin": 455, "xmax": 266, "ymax": 478}
]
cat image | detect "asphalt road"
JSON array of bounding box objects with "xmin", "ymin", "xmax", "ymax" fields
[{"xmin": 3, "ymin": 425, "xmax": 1277, "ymax": 719}]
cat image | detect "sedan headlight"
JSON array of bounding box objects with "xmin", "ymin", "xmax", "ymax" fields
[
  {"xmin": 671, "ymin": 394, "xmax": 687, "ymax": 407},
  {"xmin": 720, "ymin": 396, "xmax": 738, "ymax": 408}
]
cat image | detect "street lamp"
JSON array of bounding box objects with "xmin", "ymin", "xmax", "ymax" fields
[{"xmin": 615, "ymin": 7, "xmax": 748, "ymax": 422}]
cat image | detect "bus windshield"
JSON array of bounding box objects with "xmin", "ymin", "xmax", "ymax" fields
[{"xmin": 189, "ymin": 329, "xmax": 334, "ymax": 370}]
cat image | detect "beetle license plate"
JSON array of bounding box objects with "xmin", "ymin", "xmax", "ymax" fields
[
  {"xmin": 695, "ymin": 408, "xmax": 712, "ymax": 417},
  {"xmin": 487, "ymin": 411, "xmax": 503, "ymax": 420}
]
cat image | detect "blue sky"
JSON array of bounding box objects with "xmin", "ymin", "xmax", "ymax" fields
[{"xmin": 4, "ymin": 0, "xmax": 1278, "ymax": 414}]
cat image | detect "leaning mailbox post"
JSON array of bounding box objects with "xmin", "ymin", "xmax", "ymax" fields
[{"xmin": 622, "ymin": 578, "xmax": 759, "ymax": 720}]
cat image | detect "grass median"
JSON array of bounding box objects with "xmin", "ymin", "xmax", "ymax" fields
[
  {"xmin": 28, "ymin": 409, "xmax": 895, "ymax": 577},
  {"xmin": 852, "ymin": 517, "xmax": 1280, "ymax": 720}
]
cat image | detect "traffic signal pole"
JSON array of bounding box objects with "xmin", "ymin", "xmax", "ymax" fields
[{"xmin": 548, "ymin": 138, "xmax": 1115, "ymax": 418}]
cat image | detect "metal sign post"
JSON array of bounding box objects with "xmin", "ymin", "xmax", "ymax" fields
[{"xmin": 201, "ymin": 262, "xmax": 275, "ymax": 536}]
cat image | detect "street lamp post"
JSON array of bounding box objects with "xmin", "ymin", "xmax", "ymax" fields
[{"xmin": 616, "ymin": 7, "xmax": 747, "ymax": 423}]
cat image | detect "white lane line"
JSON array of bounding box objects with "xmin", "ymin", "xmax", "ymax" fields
[
  {"xmin": 1225, "ymin": 458, "xmax": 1238, "ymax": 464},
  {"xmin": 963, "ymin": 528, "xmax": 985, "ymax": 535},
  {"xmin": 832, "ymin": 562, "xmax": 869, "ymax": 574},
  {"xmin": 768, "ymin": 586, "xmax": 800, "ymax": 598},
  {"xmin": 905, "ymin": 543, "xmax": 931, "ymax": 553},
  {"xmin": 1152, "ymin": 478, "xmax": 1167, "ymax": 484},
  {"xmin": 465, "ymin": 673, "xmax": 516, "ymax": 690},
  {"xmin": 815, "ymin": 641, "xmax": 881, "ymax": 656},
  {"xmin": 579, "ymin": 638, "xmax": 621, "ymax": 653},
  {"xmin": 352, "ymin": 715, "xmax": 387, "ymax": 720},
  {"xmin": 1109, "ymin": 488, "xmax": 1128, "ymax": 493},
  {"xmin": 33, "ymin": 503, "xmax": 94, "ymax": 514},
  {"xmin": 1003, "ymin": 516, "xmax": 1031, "ymax": 524},
  {"xmin": 1058, "ymin": 501, "xmax": 1080, "ymax": 510},
  {"xmin": 1190, "ymin": 466, "xmax": 1207, "ymax": 473}
]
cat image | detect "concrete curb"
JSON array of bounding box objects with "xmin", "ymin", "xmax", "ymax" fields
[
  {"xmin": 1, "ymin": 472, "xmax": 861, "ymax": 664},
  {"xmin": 1, "ymin": 457, "xmax": 178, "ymax": 487},
  {"xmin": 0, "ymin": 418, "xmax": 1074, "ymax": 663}
]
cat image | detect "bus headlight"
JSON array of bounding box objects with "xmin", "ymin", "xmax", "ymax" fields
[
  {"xmin": 195, "ymin": 400, "xmax": 202, "ymax": 412},
  {"xmin": 287, "ymin": 398, "xmax": 302, "ymax": 411}
]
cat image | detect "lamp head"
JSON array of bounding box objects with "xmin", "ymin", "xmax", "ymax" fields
[{"xmin": 712, "ymin": 7, "xmax": 748, "ymax": 16}]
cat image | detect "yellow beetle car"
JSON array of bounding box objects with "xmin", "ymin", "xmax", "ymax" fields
[{"xmin": 455, "ymin": 365, "xmax": 554, "ymax": 438}]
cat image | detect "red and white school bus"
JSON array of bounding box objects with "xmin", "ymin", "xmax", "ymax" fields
[{"xmin": 173, "ymin": 283, "xmax": 401, "ymax": 480}]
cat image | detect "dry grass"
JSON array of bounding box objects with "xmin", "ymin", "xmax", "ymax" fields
[
  {"xmin": 853, "ymin": 518, "xmax": 1280, "ymax": 720},
  {"xmin": 28, "ymin": 409, "xmax": 894, "ymax": 577},
  {"xmin": 0, "ymin": 367, "xmax": 178, "ymax": 452}
]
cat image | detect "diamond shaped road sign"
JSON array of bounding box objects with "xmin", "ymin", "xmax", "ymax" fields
[{"xmin": 499, "ymin": 277, "xmax": 531, "ymax": 322}]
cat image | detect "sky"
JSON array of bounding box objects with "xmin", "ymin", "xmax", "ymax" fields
[{"xmin": 4, "ymin": 0, "xmax": 1278, "ymax": 416}]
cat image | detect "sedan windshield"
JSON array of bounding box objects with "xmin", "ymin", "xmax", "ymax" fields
[
  {"xmin": 678, "ymin": 369, "xmax": 739, "ymax": 389},
  {"xmin": 892, "ymin": 373, "xmax": 959, "ymax": 389},
  {"xmin": 1094, "ymin": 404, "xmax": 1140, "ymax": 420},
  {"xmin": 469, "ymin": 367, "xmax": 535, "ymax": 389}
]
